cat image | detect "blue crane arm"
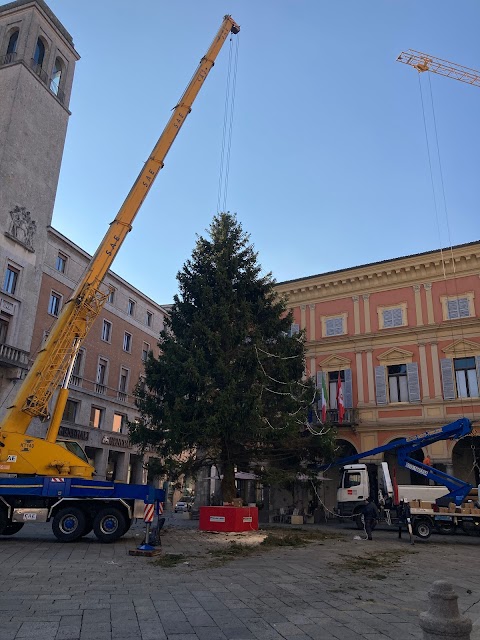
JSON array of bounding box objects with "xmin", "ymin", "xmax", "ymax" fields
[{"xmin": 317, "ymin": 418, "xmax": 473, "ymax": 506}]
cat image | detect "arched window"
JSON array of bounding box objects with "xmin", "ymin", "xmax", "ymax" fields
[
  {"xmin": 33, "ymin": 37, "xmax": 45, "ymax": 67},
  {"xmin": 50, "ymin": 57, "xmax": 63, "ymax": 96},
  {"xmin": 6, "ymin": 30, "xmax": 19, "ymax": 55}
]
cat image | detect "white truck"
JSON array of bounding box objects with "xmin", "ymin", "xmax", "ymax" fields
[{"xmin": 320, "ymin": 419, "xmax": 480, "ymax": 539}]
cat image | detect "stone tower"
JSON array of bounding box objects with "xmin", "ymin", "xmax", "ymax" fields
[{"xmin": 0, "ymin": 0, "xmax": 78, "ymax": 401}]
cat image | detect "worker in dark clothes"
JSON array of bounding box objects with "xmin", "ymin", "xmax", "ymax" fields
[{"xmin": 363, "ymin": 497, "xmax": 379, "ymax": 540}]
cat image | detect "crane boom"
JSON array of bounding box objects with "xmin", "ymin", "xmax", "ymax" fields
[
  {"xmin": 397, "ymin": 49, "xmax": 480, "ymax": 87},
  {"xmin": 0, "ymin": 15, "xmax": 240, "ymax": 479}
]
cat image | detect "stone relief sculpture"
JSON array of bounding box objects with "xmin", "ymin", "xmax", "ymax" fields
[{"xmin": 7, "ymin": 205, "xmax": 36, "ymax": 251}]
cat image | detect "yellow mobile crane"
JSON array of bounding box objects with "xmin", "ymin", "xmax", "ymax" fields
[
  {"xmin": 0, "ymin": 16, "xmax": 240, "ymax": 483},
  {"xmin": 397, "ymin": 49, "xmax": 480, "ymax": 87}
]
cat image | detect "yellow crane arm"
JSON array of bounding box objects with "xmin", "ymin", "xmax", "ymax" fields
[
  {"xmin": 1, "ymin": 15, "xmax": 240, "ymax": 444},
  {"xmin": 397, "ymin": 49, "xmax": 480, "ymax": 88}
]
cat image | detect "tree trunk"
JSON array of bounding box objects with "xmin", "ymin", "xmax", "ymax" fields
[{"xmin": 221, "ymin": 461, "xmax": 236, "ymax": 504}]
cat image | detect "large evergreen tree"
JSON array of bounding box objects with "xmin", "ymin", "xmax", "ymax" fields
[{"xmin": 130, "ymin": 213, "xmax": 335, "ymax": 502}]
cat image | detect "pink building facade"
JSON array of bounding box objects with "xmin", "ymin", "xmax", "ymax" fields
[{"xmin": 275, "ymin": 241, "xmax": 480, "ymax": 509}]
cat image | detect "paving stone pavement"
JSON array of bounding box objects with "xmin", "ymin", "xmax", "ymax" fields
[{"xmin": 0, "ymin": 514, "xmax": 479, "ymax": 640}]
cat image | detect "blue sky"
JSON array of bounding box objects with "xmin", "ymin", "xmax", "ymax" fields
[{"xmin": 46, "ymin": 1, "xmax": 480, "ymax": 305}]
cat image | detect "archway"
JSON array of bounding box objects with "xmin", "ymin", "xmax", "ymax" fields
[
  {"xmin": 383, "ymin": 438, "xmax": 426, "ymax": 485},
  {"xmin": 320, "ymin": 439, "xmax": 359, "ymax": 514},
  {"xmin": 452, "ymin": 436, "xmax": 480, "ymax": 486}
]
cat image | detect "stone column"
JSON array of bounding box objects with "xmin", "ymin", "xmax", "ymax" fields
[
  {"xmin": 114, "ymin": 451, "xmax": 129, "ymax": 483},
  {"xmin": 414, "ymin": 284, "xmax": 424, "ymax": 326},
  {"xmin": 419, "ymin": 343, "xmax": 430, "ymax": 400},
  {"xmin": 366, "ymin": 350, "xmax": 375, "ymax": 404},
  {"xmin": 300, "ymin": 304, "xmax": 306, "ymax": 332},
  {"xmin": 356, "ymin": 351, "xmax": 365, "ymax": 404},
  {"xmin": 430, "ymin": 342, "xmax": 443, "ymax": 399},
  {"xmin": 424, "ymin": 283, "xmax": 434, "ymax": 324},
  {"xmin": 94, "ymin": 448, "xmax": 109, "ymax": 481},
  {"xmin": 352, "ymin": 296, "xmax": 360, "ymax": 335},
  {"xmin": 309, "ymin": 304, "xmax": 316, "ymax": 341},
  {"xmin": 363, "ymin": 294, "xmax": 371, "ymax": 333}
]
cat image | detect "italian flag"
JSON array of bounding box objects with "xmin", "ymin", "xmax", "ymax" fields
[{"xmin": 321, "ymin": 374, "xmax": 328, "ymax": 423}]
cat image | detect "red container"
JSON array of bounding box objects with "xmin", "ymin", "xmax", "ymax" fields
[{"xmin": 199, "ymin": 506, "xmax": 258, "ymax": 532}]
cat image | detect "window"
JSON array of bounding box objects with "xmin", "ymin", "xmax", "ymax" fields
[
  {"xmin": 101, "ymin": 319, "xmax": 112, "ymax": 342},
  {"xmin": 119, "ymin": 367, "xmax": 129, "ymax": 393},
  {"xmin": 112, "ymin": 413, "xmax": 127, "ymax": 433},
  {"xmin": 328, "ymin": 371, "xmax": 345, "ymax": 409},
  {"xmin": 343, "ymin": 472, "xmax": 361, "ymax": 489},
  {"xmin": 388, "ymin": 364, "xmax": 409, "ymax": 402},
  {"xmin": 89, "ymin": 406, "xmax": 104, "ymax": 428},
  {"xmin": 382, "ymin": 307, "xmax": 404, "ymax": 328},
  {"xmin": 96, "ymin": 358, "xmax": 108, "ymax": 394},
  {"xmin": 107, "ymin": 287, "xmax": 115, "ymax": 304},
  {"xmin": 142, "ymin": 341, "xmax": 150, "ymax": 362},
  {"xmin": 123, "ymin": 332, "xmax": 132, "ymax": 352},
  {"xmin": 50, "ymin": 57, "xmax": 63, "ymax": 96},
  {"xmin": 146, "ymin": 311, "xmax": 153, "ymax": 327},
  {"xmin": 55, "ymin": 252, "xmax": 67, "ymax": 273},
  {"xmin": 128, "ymin": 299, "xmax": 136, "ymax": 316},
  {"xmin": 48, "ymin": 292, "xmax": 61, "ymax": 316},
  {"xmin": 447, "ymin": 298, "xmax": 470, "ymax": 320},
  {"xmin": 6, "ymin": 30, "xmax": 18, "ymax": 60},
  {"xmin": 3, "ymin": 266, "xmax": 18, "ymax": 295},
  {"xmin": 62, "ymin": 399, "xmax": 79, "ymax": 423},
  {"xmin": 454, "ymin": 357, "xmax": 479, "ymax": 399},
  {"xmin": 33, "ymin": 37, "xmax": 45, "ymax": 67},
  {"xmin": 0, "ymin": 318, "xmax": 8, "ymax": 343},
  {"xmin": 441, "ymin": 294, "xmax": 475, "ymax": 321},
  {"xmin": 324, "ymin": 316, "xmax": 344, "ymax": 336},
  {"xmin": 71, "ymin": 349, "xmax": 84, "ymax": 386}
]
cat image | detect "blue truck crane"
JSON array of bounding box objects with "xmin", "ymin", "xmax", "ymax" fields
[{"xmin": 318, "ymin": 418, "xmax": 479, "ymax": 540}]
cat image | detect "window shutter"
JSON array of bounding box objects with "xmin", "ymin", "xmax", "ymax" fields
[
  {"xmin": 316, "ymin": 371, "xmax": 322, "ymax": 389},
  {"xmin": 334, "ymin": 317, "xmax": 343, "ymax": 334},
  {"xmin": 383, "ymin": 309, "xmax": 393, "ymax": 328},
  {"xmin": 375, "ymin": 366, "xmax": 387, "ymax": 405},
  {"xmin": 326, "ymin": 319, "xmax": 335, "ymax": 336},
  {"xmin": 392, "ymin": 307, "xmax": 403, "ymax": 326},
  {"xmin": 343, "ymin": 368, "xmax": 353, "ymax": 408},
  {"xmin": 406, "ymin": 362, "xmax": 420, "ymax": 402},
  {"xmin": 440, "ymin": 358, "xmax": 455, "ymax": 400},
  {"xmin": 475, "ymin": 356, "xmax": 480, "ymax": 393},
  {"xmin": 458, "ymin": 298, "xmax": 470, "ymax": 318},
  {"xmin": 288, "ymin": 323, "xmax": 300, "ymax": 337},
  {"xmin": 447, "ymin": 300, "xmax": 459, "ymax": 319}
]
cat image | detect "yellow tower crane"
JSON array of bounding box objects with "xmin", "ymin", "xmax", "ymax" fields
[{"xmin": 397, "ymin": 49, "xmax": 480, "ymax": 87}]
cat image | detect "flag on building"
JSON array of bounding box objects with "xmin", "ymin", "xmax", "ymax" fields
[
  {"xmin": 321, "ymin": 374, "xmax": 328, "ymax": 423},
  {"xmin": 336, "ymin": 372, "xmax": 345, "ymax": 424}
]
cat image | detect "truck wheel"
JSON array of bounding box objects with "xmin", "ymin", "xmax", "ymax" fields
[
  {"xmin": 52, "ymin": 507, "xmax": 87, "ymax": 542},
  {"xmin": 413, "ymin": 519, "xmax": 432, "ymax": 540},
  {"xmin": 93, "ymin": 508, "xmax": 126, "ymax": 543},
  {"xmin": 1, "ymin": 523, "xmax": 24, "ymax": 536}
]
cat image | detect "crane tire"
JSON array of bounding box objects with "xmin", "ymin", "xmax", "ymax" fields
[
  {"xmin": 52, "ymin": 507, "xmax": 87, "ymax": 542},
  {"xmin": 0, "ymin": 509, "xmax": 8, "ymax": 535},
  {"xmin": 2, "ymin": 523, "xmax": 24, "ymax": 536},
  {"xmin": 93, "ymin": 508, "xmax": 126, "ymax": 543}
]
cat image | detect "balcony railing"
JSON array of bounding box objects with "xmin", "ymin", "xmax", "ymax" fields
[
  {"xmin": 0, "ymin": 52, "xmax": 17, "ymax": 65},
  {"xmin": 312, "ymin": 408, "xmax": 359, "ymax": 427},
  {"xmin": 70, "ymin": 375, "xmax": 83, "ymax": 388},
  {"xmin": 95, "ymin": 383, "xmax": 106, "ymax": 395},
  {"xmin": 117, "ymin": 391, "xmax": 127, "ymax": 402},
  {"xmin": 30, "ymin": 58, "xmax": 49, "ymax": 84},
  {"xmin": 0, "ymin": 343, "xmax": 29, "ymax": 368}
]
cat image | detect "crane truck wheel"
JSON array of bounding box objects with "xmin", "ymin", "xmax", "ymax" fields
[
  {"xmin": 0, "ymin": 508, "xmax": 8, "ymax": 534},
  {"xmin": 435, "ymin": 522, "xmax": 456, "ymax": 535},
  {"xmin": 413, "ymin": 519, "xmax": 432, "ymax": 540},
  {"xmin": 93, "ymin": 507, "xmax": 126, "ymax": 543},
  {"xmin": 1, "ymin": 523, "xmax": 24, "ymax": 536},
  {"xmin": 52, "ymin": 507, "xmax": 87, "ymax": 542}
]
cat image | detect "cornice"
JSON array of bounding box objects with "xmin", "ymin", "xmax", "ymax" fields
[{"xmin": 275, "ymin": 244, "xmax": 480, "ymax": 305}]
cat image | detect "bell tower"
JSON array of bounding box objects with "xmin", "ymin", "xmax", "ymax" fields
[{"xmin": 0, "ymin": 0, "xmax": 78, "ymax": 391}]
